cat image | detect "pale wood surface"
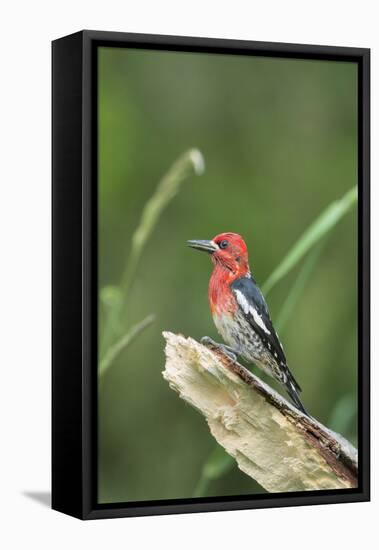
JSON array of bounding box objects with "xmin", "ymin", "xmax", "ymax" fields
[{"xmin": 162, "ymin": 331, "xmax": 358, "ymax": 493}]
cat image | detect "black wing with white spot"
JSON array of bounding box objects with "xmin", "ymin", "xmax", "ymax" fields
[
  {"xmin": 231, "ymin": 276, "xmax": 288, "ymax": 369},
  {"xmin": 231, "ymin": 276, "xmax": 306, "ymax": 413}
]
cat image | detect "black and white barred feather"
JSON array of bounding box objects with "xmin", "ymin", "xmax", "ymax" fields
[{"xmin": 214, "ymin": 275, "xmax": 308, "ymax": 415}]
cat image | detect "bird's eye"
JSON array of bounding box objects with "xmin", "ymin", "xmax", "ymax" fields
[{"xmin": 219, "ymin": 240, "xmax": 229, "ymax": 249}]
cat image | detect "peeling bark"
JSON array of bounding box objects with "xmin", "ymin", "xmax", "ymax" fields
[{"xmin": 162, "ymin": 331, "xmax": 358, "ymax": 493}]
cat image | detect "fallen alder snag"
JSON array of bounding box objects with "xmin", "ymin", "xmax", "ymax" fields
[{"xmin": 162, "ymin": 331, "xmax": 358, "ymax": 493}]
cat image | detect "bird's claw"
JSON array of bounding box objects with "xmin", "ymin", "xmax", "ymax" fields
[
  {"xmin": 200, "ymin": 336, "xmax": 238, "ymax": 362},
  {"xmin": 200, "ymin": 336, "xmax": 217, "ymax": 347},
  {"xmin": 222, "ymin": 348, "xmax": 238, "ymax": 362}
]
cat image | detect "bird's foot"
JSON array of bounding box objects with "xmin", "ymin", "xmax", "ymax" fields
[
  {"xmin": 200, "ymin": 336, "xmax": 218, "ymax": 347},
  {"xmin": 200, "ymin": 336, "xmax": 238, "ymax": 362}
]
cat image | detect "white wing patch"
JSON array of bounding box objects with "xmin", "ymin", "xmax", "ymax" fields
[{"xmin": 234, "ymin": 289, "xmax": 271, "ymax": 335}]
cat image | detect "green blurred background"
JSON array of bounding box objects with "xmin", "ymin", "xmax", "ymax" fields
[{"xmin": 98, "ymin": 47, "xmax": 357, "ymax": 504}]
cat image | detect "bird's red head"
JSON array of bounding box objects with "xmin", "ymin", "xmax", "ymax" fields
[{"xmin": 187, "ymin": 232, "xmax": 250, "ymax": 279}]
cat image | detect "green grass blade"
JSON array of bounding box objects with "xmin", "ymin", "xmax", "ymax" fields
[
  {"xmin": 101, "ymin": 149, "xmax": 205, "ymax": 356},
  {"xmin": 193, "ymin": 445, "xmax": 234, "ymax": 497},
  {"xmin": 262, "ymin": 186, "xmax": 357, "ymax": 295},
  {"xmin": 121, "ymin": 148, "xmax": 205, "ymax": 302},
  {"xmin": 328, "ymin": 393, "xmax": 357, "ymax": 441},
  {"xmin": 99, "ymin": 285, "xmax": 123, "ymax": 350},
  {"xmin": 275, "ymin": 243, "xmax": 324, "ymax": 333},
  {"xmin": 99, "ymin": 314, "xmax": 155, "ymax": 377}
]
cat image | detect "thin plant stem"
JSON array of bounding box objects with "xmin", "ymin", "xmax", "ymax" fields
[
  {"xmin": 99, "ymin": 314, "xmax": 155, "ymax": 377},
  {"xmin": 100, "ymin": 149, "xmax": 205, "ymax": 357},
  {"xmin": 275, "ymin": 243, "xmax": 324, "ymax": 333},
  {"xmin": 262, "ymin": 186, "xmax": 357, "ymax": 295}
]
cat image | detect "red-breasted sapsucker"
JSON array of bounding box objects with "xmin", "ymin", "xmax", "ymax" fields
[{"xmin": 188, "ymin": 232, "xmax": 308, "ymax": 415}]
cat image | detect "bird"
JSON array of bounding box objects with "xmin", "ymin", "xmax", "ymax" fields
[{"xmin": 187, "ymin": 232, "xmax": 308, "ymax": 415}]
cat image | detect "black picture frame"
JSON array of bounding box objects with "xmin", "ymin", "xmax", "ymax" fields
[{"xmin": 52, "ymin": 30, "xmax": 370, "ymax": 520}]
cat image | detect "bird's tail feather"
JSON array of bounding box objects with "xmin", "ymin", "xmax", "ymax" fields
[
  {"xmin": 289, "ymin": 371, "xmax": 302, "ymax": 393},
  {"xmin": 286, "ymin": 379, "xmax": 309, "ymax": 416}
]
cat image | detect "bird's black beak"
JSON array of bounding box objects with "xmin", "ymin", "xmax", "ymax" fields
[{"xmin": 187, "ymin": 239, "xmax": 218, "ymax": 254}]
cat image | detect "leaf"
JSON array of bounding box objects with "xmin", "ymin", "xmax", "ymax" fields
[
  {"xmin": 262, "ymin": 186, "xmax": 357, "ymax": 295},
  {"xmin": 275, "ymin": 242, "xmax": 324, "ymax": 333},
  {"xmin": 192, "ymin": 446, "xmax": 234, "ymax": 497},
  {"xmin": 100, "ymin": 285, "xmax": 122, "ymax": 309},
  {"xmin": 99, "ymin": 286, "xmax": 123, "ymax": 350},
  {"xmin": 202, "ymin": 445, "xmax": 234, "ymax": 480},
  {"xmin": 122, "ymin": 148, "xmax": 205, "ymax": 299},
  {"xmin": 99, "ymin": 314, "xmax": 155, "ymax": 377},
  {"xmin": 328, "ymin": 393, "xmax": 357, "ymax": 438},
  {"xmin": 101, "ymin": 149, "xmax": 205, "ymax": 354}
]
